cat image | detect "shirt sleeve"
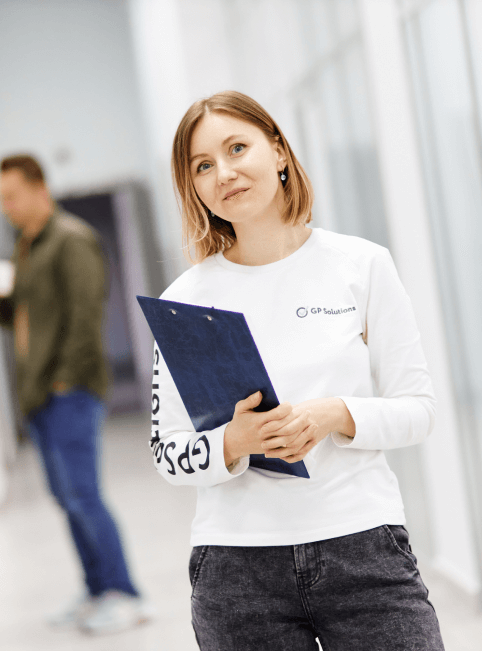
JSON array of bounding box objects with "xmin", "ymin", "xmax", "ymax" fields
[
  {"xmin": 332, "ymin": 247, "xmax": 436, "ymax": 450},
  {"xmin": 150, "ymin": 340, "xmax": 250, "ymax": 487}
]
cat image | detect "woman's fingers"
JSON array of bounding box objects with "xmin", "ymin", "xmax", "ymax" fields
[
  {"xmin": 284, "ymin": 438, "xmax": 317, "ymax": 463},
  {"xmin": 261, "ymin": 411, "xmax": 297, "ymax": 436},
  {"xmin": 261, "ymin": 429, "xmax": 302, "ymax": 450},
  {"xmin": 263, "ymin": 424, "xmax": 318, "ymax": 458},
  {"xmin": 261, "ymin": 409, "xmax": 313, "ymax": 441},
  {"xmin": 261, "ymin": 433, "xmax": 297, "ymax": 450}
]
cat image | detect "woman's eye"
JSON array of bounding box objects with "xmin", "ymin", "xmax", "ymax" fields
[
  {"xmin": 232, "ymin": 144, "xmax": 245, "ymax": 155},
  {"xmin": 197, "ymin": 162, "xmax": 211, "ymax": 173}
]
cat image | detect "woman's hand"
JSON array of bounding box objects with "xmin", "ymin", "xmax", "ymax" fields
[
  {"xmin": 223, "ymin": 391, "xmax": 317, "ymax": 467},
  {"xmin": 261, "ymin": 397, "xmax": 356, "ymax": 464}
]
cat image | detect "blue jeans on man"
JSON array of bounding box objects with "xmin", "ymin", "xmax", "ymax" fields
[{"xmin": 28, "ymin": 390, "xmax": 138, "ymax": 597}]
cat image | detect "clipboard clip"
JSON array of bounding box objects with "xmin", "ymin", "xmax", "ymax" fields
[
  {"xmin": 203, "ymin": 306, "xmax": 217, "ymax": 322},
  {"xmin": 169, "ymin": 306, "xmax": 215, "ymax": 321}
]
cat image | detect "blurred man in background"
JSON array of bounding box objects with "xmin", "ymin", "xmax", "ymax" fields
[{"xmin": 0, "ymin": 155, "xmax": 153, "ymax": 635}]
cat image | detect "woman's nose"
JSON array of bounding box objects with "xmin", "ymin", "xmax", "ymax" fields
[{"xmin": 216, "ymin": 159, "xmax": 237, "ymax": 184}]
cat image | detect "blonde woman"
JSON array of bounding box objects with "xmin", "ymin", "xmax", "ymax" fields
[{"xmin": 150, "ymin": 91, "xmax": 445, "ymax": 650}]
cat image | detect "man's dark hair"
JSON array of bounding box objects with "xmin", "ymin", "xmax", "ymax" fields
[{"xmin": 1, "ymin": 154, "xmax": 46, "ymax": 184}]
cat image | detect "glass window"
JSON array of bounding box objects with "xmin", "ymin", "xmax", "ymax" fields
[
  {"xmin": 298, "ymin": 0, "xmax": 336, "ymax": 60},
  {"xmin": 317, "ymin": 45, "xmax": 389, "ymax": 246},
  {"xmin": 333, "ymin": 0, "xmax": 359, "ymax": 40},
  {"xmin": 294, "ymin": 90, "xmax": 338, "ymax": 230},
  {"xmin": 405, "ymin": 0, "xmax": 482, "ymax": 429},
  {"xmin": 403, "ymin": 0, "xmax": 482, "ymax": 561},
  {"xmin": 223, "ymin": 0, "xmax": 389, "ymax": 246},
  {"xmin": 464, "ymin": 0, "xmax": 482, "ymax": 129}
]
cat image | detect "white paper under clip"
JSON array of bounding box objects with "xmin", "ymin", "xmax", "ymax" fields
[{"xmin": 0, "ymin": 260, "xmax": 15, "ymax": 297}]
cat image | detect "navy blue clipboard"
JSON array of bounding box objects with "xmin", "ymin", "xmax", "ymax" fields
[{"xmin": 137, "ymin": 296, "xmax": 309, "ymax": 479}]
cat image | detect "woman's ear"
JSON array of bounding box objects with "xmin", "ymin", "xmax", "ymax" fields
[{"xmin": 273, "ymin": 136, "xmax": 287, "ymax": 172}]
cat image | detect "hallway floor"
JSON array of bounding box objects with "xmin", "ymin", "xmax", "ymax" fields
[{"xmin": 1, "ymin": 412, "xmax": 481, "ymax": 651}]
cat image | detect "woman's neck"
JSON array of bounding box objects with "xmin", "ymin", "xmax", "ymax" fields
[{"xmin": 224, "ymin": 223, "xmax": 312, "ymax": 266}]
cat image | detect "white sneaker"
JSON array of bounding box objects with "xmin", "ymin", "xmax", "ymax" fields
[
  {"xmin": 48, "ymin": 591, "xmax": 98, "ymax": 627},
  {"xmin": 78, "ymin": 590, "xmax": 155, "ymax": 635}
]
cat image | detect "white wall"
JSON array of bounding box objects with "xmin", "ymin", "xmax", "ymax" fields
[{"xmin": 0, "ymin": 0, "xmax": 149, "ymax": 196}]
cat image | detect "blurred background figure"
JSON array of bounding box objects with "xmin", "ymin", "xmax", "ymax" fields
[
  {"xmin": 0, "ymin": 0, "xmax": 482, "ymax": 649},
  {"xmin": 0, "ymin": 155, "xmax": 154, "ymax": 635}
]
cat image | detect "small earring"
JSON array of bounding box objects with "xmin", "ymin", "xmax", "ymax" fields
[
  {"xmin": 210, "ymin": 211, "xmax": 215, "ymax": 217},
  {"xmin": 280, "ymin": 171, "xmax": 287, "ymax": 181}
]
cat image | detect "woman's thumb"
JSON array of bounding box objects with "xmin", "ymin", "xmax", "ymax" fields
[{"xmin": 238, "ymin": 391, "xmax": 262, "ymax": 412}]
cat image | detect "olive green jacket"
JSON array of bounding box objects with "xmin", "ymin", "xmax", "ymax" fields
[{"xmin": 0, "ymin": 205, "xmax": 109, "ymax": 415}]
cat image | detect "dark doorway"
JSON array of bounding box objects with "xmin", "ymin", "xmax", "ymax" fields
[{"xmin": 57, "ymin": 192, "xmax": 142, "ymax": 414}]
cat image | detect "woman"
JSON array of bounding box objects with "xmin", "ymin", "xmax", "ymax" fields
[{"xmin": 150, "ymin": 90, "xmax": 445, "ymax": 650}]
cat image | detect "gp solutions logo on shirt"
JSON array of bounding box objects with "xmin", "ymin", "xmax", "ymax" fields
[{"xmin": 296, "ymin": 306, "xmax": 356, "ymax": 318}]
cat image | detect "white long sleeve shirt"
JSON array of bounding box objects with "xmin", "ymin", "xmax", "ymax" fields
[{"xmin": 150, "ymin": 227, "xmax": 436, "ymax": 546}]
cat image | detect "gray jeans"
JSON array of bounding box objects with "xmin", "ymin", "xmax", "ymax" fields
[{"xmin": 189, "ymin": 525, "xmax": 445, "ymax": 650}]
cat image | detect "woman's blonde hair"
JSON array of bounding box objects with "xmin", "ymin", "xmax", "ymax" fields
[{"xmin": 171, "ymin": 90, "xmax": 314, "ymax": 264}]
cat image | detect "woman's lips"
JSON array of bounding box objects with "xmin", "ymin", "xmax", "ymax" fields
[{"xmin": 224, "ymin": 189, "xmax": 249, "ymax": 201}]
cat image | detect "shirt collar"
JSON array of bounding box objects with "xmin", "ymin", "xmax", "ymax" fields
[{"xmin": 23, "ymin": 202, "xmax": 61, "ymax": 247}]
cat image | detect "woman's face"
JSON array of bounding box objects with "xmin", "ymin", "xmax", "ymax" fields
[{"xmin": 189, "ymin": 111, "xmax": 286, "ymax": 225}]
